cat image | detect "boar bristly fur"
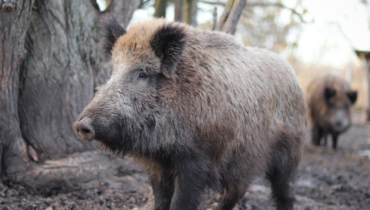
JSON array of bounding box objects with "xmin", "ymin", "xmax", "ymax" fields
[
  {"xmin": 74, "ymin": 16, "xmax": 307, "ymax": 210},
  {"xmin": 307, "ymin": 73, "xmax": 357, "ymax": 149}
]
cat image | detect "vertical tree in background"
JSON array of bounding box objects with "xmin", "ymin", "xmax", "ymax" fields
[
  {"xmin": 154, "ymin": 0, "xmax": 168, "ymax": 18},
  {"xmin": 358, "ymin": 0, "xmax": 370, "ymax": 121},
  {"xmin": 175, "ymin": 0, "xmax": 185, "ymax": 22},
  {"xmin": 185, "ymin": 0, "xmax": 198, "ymax": 26}
]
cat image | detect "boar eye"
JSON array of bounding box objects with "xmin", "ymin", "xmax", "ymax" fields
[{"xmin": 138, "ymin": 73, "xmax": 148, "ymax": 79}]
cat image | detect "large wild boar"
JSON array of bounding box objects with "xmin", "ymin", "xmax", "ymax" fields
[
  {"xmin": 307, "ymin": 73, "xmax": 357, "ymax": 149},
  {"xmin": 74, "ymin": 16, "xmax": 307, "ymax": 210}
]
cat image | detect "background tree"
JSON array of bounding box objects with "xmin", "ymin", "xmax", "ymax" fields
[
  {"xmin": 185, "ymin": 0, "xmax": 199, "ymax": 26},
  {"xmin": 358, "ymin": 0, "xmax": 370, "ymax": 121},
  {"xmin": 154, "ymin": 0, "xmax": 168, "ymax": 17},
  {"xmin": 175, "ymin": 0, "xmax": 185, "ymax": 22},
  {"xmin": 0, "ymin": 0, "xmax": 140, "ymax": 188}
]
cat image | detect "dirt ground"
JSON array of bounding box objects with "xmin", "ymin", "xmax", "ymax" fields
[{"xmin": 1, "ymin": 113, "xmax": 370, "ymax": 210}]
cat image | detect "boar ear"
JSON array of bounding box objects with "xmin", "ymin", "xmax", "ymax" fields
[
  {"xmin": 101, "ymin": 15, "xmax": 126, "ymax": 61},
  {"xmin": 324, "ymin": 87, "xmax": 336, "ymax": 103},
  {"xmin": 346, "ymin": 91, "xmax": 357, "ymax": 104},
  {"xmin": 150, "ymin": 24, "xmax": 186, "ymax": 78}
]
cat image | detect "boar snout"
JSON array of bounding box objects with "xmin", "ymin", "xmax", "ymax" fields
[{"xmin": 74, "ymin": 117, "xmax": 95, "ymax": 141}]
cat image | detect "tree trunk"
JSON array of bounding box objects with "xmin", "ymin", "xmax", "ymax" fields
[
  {"xmin": 174, "ymin": 0, "xmax": 185, "ymax": 22},
  {"xmin": 185, "ymin": 0, "xmax": 198, "ymax": 27},
  {"xmin": 0, "ymin": 0, "xmax": 140, "ymax": 189},
  {"xmin": 18, "ymin": 0, "xmax": 99, "ymax": 163},
  {"xmin": 212, "ymin": 7, "xmax": 217, "ymax": 30},
  {"xmin": 215, "ymin": 0, "xmax": 247, "ymax": 35},
  {"xmin": 0, "ymin": 0, "xmax": 35, "ymax": 181},
  {"xmin": 154, "ymin": 0, "xmax": 168, "ymax": 18},
  {"xmin": 111, "ymin": 0, "xmax": 141, "ymax": 28},
  {"xmin": 364, "ymin": 56, "xmax": 370, "ymax": 121}
]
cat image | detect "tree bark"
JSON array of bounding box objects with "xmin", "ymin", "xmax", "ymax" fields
[
  {"xmin": 0, "ymin": 0, "xmax": 140, "ymax": 188},
  {"xmin": 154, "ymin": 0, "xmax": 168, "ymax": 18},
  {"xmin": 174, "ymin": 0, "xmax": 185, "ymax": 22},
  {"xmin": 18, "ymin": 0, "xmax": 101, "ymax": 163},
  {"xmin": 185, "ymin": 0, "xmax": 198, "ymax": 27},
  {"xmin": 0, "ymin": 0, "xmax": 35, "ymax": 180},
  {"xmin": 111, "ymin": 0, "xmax": 141, "ymax": 28},
  {"xmin": 215, "ymin": 0, "xmax": 247, "ymax": 35}
]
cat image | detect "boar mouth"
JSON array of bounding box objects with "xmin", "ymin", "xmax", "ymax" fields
[{"xmin": 74, "ymin": 117, "xmax": 95, "ymax": 141}]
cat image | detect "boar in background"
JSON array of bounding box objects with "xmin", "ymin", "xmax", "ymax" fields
[
  {"xmin": 307, "ymin": 73, "xmax": 357, "ymax": 150},
  {"xmin": 74, "ymin": 16, "xmax": 307, "ymax": 210}
]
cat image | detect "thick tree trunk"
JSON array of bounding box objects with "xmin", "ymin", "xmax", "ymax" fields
[
  {"xmin": 18, "ymin": 0, "xmax": 99, "ymax": 163},
  {"xmin": 0, "ymin": 0, "xmax": 35, "ymax": 180},
  {"xmin": 154, "ymin": 0, "xmax": 168, "ymax": 18},
  {"xmin": 0, "ymin": 0, "xmax": 140, "ymax": 189},
  {"xmin": 215, "ymin": 0, "xmax": 247, "ymax": 35},
  {"xmin": 185, "ymin": 0, "xmax": 198, "ymax": 27}
]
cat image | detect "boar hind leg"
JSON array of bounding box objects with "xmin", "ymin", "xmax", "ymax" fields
[
  {"xmin": 150, "ymin": 170, "xmax": 175, "ymax": 210},
  {"xmin": 267, "ymin": 135, "xmax": 300, "ymax": 210}
]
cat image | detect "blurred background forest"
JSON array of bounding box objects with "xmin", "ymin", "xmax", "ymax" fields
[{"xmin": 1, "ymin": 0, "xmax": 370, "ymax": 209}]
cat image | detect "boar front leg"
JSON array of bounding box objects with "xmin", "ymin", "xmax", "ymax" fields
[
  {"xmin": 170, "ymin": 155, "xmax": 216, "ymax": 210},
  {"xmin": 332, "ymin": 132, "xmax": 340, "ymax": 150},
  {"xmin": 150, "ymin": 170, "xmax": 175, "ymax": 210},
  {"xmin": 312, "ymin": 124, "xmax": 323, "ymax": 146}
]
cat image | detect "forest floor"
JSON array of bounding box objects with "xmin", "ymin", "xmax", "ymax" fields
[{"xmin": 1, "ymin": 112, "xmax": 370, "ymax": 210}]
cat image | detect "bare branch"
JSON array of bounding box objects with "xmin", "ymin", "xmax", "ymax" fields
[
  {"xmin": 214, "ymin": 0, "xmax": 232, "ymax": 31},
  {"xmin": 246, "ymin": 2, "xmax": 313, "ymax": 23},
  {"xmin": 139, "ymin": 0, "xmax": 152, "ymax": 8},
  {"xmin": 202, "ymin": 1, "xmax": 313, "ymax": 24},
  {"xmin": 199, "ymin": 0, "xmax": 225, "ymax": 6},
  {"xmin": 215, "ymin": 0, "xmax": 247, "ymax": 35}
]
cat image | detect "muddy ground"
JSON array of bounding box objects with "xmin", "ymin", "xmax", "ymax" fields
[{"xmin": 1, "ymin": 113, "xmax": 370, "ymax": 210}]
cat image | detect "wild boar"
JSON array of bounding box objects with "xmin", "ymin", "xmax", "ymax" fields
[
  {"xmin": 74, "ymin": 16, "xmax": 307, "ymax": 210},
  {"xmin": 307, "ymin": 73, "xmax": 357, "ymax": 149}
]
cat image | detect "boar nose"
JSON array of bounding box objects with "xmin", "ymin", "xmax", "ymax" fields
[{"xmin": 74, "ymin": 117, "xmax": 95, "ymax": 141}]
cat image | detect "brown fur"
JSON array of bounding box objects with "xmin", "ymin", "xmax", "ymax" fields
[
  {"xmin": 306, "ymin": 73, "xmax": 357, "ymax": 149},
  {"xmin": 75, "ymin": 17, "xmax": 308, "ymax": 210}
]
